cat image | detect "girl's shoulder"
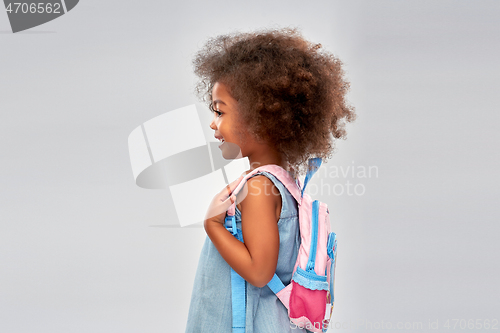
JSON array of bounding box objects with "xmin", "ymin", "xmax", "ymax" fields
[{"xmin": 237, "ymin": 172, "xmax": 282, "ymax": 222}]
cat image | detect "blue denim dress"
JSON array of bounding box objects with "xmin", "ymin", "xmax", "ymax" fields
[{"xmin": 185, "ymin": 171, "xmax": 312, "ymax": 333}]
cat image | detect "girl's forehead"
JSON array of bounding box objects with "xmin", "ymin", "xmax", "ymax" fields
[
  {"xmin": 212, "ymin": 81, "xmax": 229, "ymax": 96},
  {"xmin": 212, "ymin": 82, "xmax": 236, "ymax": 105}
]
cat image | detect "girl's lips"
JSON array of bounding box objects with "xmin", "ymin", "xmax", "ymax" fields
[{"xmin": 214, "ymin": 135, "xmax": 225, "ymax": 146}]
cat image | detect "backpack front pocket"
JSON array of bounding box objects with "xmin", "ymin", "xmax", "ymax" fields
[{"xmin": 289, "ymin": 266, "xmax": 328, "ymax": 332}]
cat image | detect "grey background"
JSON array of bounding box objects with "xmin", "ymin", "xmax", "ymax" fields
[{"xmin": 1, "ymin": 0, "xmax": 499, "ymax": 332}]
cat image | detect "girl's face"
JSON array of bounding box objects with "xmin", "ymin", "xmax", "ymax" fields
[{"xmin": 210, "ymin": 82, "xmax": 248, "ymax": 159}]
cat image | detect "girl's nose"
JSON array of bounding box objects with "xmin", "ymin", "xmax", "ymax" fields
[{"xmin": 209, "ymin": 117, "xmax": 217, "ymax": 130}]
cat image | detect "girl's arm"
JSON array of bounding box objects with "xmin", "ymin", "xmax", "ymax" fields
[{"xmin": 204, "ymin": 175, "xmax": 280, "ymax": 288}]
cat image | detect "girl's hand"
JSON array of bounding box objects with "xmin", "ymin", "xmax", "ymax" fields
[
  {"xmin": 204, "ymin": 175, "xmax": 245, "ymax": 224},
  {"xmin": 203, "ymin": 174, "xmax": 281, "ymax": 288}
]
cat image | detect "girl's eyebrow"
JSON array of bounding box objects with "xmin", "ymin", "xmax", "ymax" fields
[{"xmin": 212, "ymin": 99, "xmax": 227, "ymax": 107}]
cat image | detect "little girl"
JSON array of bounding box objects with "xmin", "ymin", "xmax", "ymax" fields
[{"xmin": 185, "ymin": 28, "xmax": 355, "ymax": 333}]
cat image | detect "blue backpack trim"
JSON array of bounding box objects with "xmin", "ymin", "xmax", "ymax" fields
[
  {"xmin": 225, "ymin": 214, "xmax": 246, "ymax": 333},
  {"xmin": 327, "ymin": 232, "xmax": 337, "ymax": 303},
  {"xmin": 301, "ymin": 157, "xmax": 322, "ymax": 198},
  {"xmin": 292, "ymin": 266, "xmax": 329, "ymax": 291},
  {"xmin": 267, "ymin": 273, "xmax": 286, "ymax": 294},
  {"xmin": 306, "ymin": 200, "xmax": 320, "ymax": 272},
  {"xmin": 327, "ymin": 232, "xmax": 336, "ymax": 260}
]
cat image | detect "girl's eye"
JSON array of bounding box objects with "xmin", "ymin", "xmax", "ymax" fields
[{"xmin": 209, "ymin": 103, "xmax": 222, "ymax": 117}]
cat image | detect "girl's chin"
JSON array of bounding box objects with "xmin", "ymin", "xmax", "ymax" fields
[{"xmin": 219, "ymin": 141, "xmax": 243, "ymax": 160}]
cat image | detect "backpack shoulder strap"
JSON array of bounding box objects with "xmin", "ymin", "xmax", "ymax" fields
[
  {"xmin": 226, "ymin": 164, "xmax": 303, "ymax": 217},
  {"xmin": 225, "ymin": 159, "xmax": 323, "ymax": 331}
]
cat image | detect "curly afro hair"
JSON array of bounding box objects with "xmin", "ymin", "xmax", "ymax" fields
[{"xmin": 193, "ymin": 27, "xmax": 356, "ymax": 176}]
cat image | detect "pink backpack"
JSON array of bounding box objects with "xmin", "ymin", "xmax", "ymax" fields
[{"xmin": 224, "ymin": 158, "xmax": 338, "ymax": 333}]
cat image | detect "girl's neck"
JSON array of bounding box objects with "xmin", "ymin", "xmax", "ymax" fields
[
  {"xmin": 244, "ymin": 149, "xmax": 295, "ymax": 179},
  {"xmin": 241, "ymin": 132, "xmax": 296, "ymax": 179}
]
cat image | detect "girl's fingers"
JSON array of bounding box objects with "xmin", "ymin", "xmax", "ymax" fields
[
  {"xmin": 229, "ymin": 175, "xmax": 244, "ymax": 189},
  {"xmin": 221, "ymin": 193, "xmax": 237, "ymax": 210},
  {"xmin": 206, "ymin": 175, "xmax": 245, "ymax": 220},
  {"xmin": 221, "ymin": 175, "xmax": 244, "ymax": 197},
  {"xmin": 219, "ymin": 175, "xmax": 244, "ymax": 208}
]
